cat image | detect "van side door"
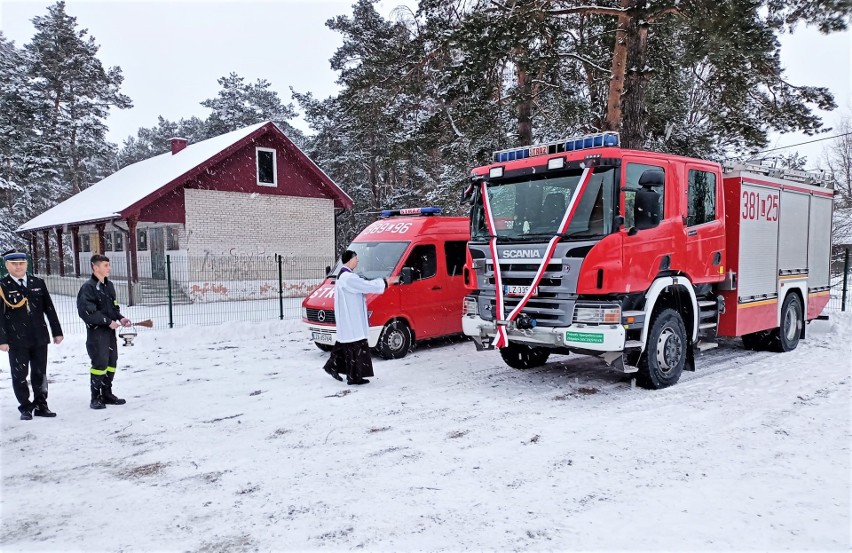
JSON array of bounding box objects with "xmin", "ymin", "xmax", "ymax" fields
[{"xmin": 399, "ymin": 243, "xmax": 443, "ymax": 339}]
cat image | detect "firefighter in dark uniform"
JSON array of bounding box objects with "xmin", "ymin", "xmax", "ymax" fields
[
  {"xmin": 77, "ymin": 254, "xmax": 132, "ymax": 410},
  {"xmin": 0, "ymin": 249, "xmax": 63, "ymax": 420}
]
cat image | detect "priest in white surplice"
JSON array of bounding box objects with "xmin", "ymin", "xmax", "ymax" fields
[{"xmin": 323, "ymin": 250, "xmax": 399, "ymax": 385}]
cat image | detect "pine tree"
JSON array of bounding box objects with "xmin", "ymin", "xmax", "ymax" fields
[
  {"xmin": 201, "ymin": 72, "xmax": 303, "ymax": 145},
  {"xmin": 25, "ymin": 1, "xmax": 132, "ymax": 195}
]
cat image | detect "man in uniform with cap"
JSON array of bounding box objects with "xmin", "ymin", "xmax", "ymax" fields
[{"xmin": 0, "ymin": 249, "xmax": 63, "ymax": 420}]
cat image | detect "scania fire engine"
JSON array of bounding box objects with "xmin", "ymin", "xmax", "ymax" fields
[{"xmin": 461, "ymin": 132, "xmax": 834, "ymax": 388}]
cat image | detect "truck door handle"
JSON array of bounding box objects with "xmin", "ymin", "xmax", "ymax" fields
[
  {"xmin": 688, "ymin": 230, "xmax": 697, "ymax": 236},
  {"xmin": 432, "ymin": 286, "xmax": 442, "ymax": 290}
]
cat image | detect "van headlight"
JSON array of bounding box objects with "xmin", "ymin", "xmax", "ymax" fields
[
  {"xmin": 301, "ymin": 307, "xmax": 308, "ymax": 319},
  {"xmin": 463, "ymin": 296, "xmax": 478, "ymax": 317},
  {"xmin": 574, "ymin": 305, "xmax": 621, "ymax": 324}
]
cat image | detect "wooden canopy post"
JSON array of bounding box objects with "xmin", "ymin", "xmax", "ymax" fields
[
  {"xmin": 55, "ymin": 227, "xmax": 65, "ymax": 276},
  {"xmin": 30, "ymin": 233, "xmax": 40, "ymax": 273},
  {"xmin": 71, "ymin": 227, "xmax": 81, "ymax": 277},
  {"xmin": 127, "ymin": 216, "xmax": 139, "ymax": 283},
  {"xmin": 42, "ymin": 230, "xmax": 51, "ymax": 276},
  {"xmin": 96, "ymin": 223, "xmax": 106, "ymax": 255}
]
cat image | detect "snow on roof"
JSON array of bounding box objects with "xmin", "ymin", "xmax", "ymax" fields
[{"xmin": 18, "ymin": 122, "xmax": 269, "ymax": 232}]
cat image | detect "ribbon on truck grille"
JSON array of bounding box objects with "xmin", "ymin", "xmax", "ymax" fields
[{"xmin": 480, "ymin": 167, "xmax": 594, "ymax": 348}]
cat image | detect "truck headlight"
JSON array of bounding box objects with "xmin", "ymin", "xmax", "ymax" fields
[
  {"xmin": 301, "ymin": 307, "xmax": 308, "ymax": 320},
  {"xmin": 463, "ymin": 296, "xmax": 478, "ymax": 317},
  {"xmin": 574, "ymin": 305, "xmax": 621, "ymax": 324}
]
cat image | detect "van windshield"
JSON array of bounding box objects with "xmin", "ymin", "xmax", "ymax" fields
[{"xmin": 329, "ymin": 242, "xmax": 410, "ymax": 280}]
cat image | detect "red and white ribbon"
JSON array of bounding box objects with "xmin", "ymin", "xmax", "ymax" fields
[{"xmin": 480, "ymin": 167, "xmax": 594, "ymax": 348}]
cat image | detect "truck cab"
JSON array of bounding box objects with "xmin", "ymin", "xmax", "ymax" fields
[{"xmin": 302, "ymin": 208, "xmax": 470, "ymax": 359}]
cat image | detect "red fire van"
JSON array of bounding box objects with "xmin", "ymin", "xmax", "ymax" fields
[{"xmin": 302, "ymin": 208, "xmax": 470, "ymax": 359}]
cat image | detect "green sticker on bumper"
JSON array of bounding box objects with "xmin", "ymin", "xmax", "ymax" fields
[{"xmin": 566, "ymin": 331, "xmax": 604, "ymax": 344}]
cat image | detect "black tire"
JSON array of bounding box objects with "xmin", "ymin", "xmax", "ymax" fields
[
  {"xmin": 768, "ymin": 293, "xmax": 803, "ymax": 352},
  {"xmin": 314, "ymin": 342, "xmax": 334, "ymax": 352},
  {"xmin": 499, "ymin": 343, "xmax": 551, "ymax": 370},
  {"xmin": 376, "ymin": 320, "xmax": 412, "ymax": 359},
  {"xmin": 637, "ymin": 308, "xmax": 687, "ymax": 389}
]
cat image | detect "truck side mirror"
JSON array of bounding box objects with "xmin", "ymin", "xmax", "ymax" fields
[
  {"xmin": 400, "ymin": 267, "xmax": 413, "ymax": 285},
  {"xmin": 325, "ymin": 265, "xmax": 332, "ymax": 276}
]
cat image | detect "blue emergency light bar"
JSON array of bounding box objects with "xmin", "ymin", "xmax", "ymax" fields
[
  {"xmin": 491, "ymin": 131, "xmax": 620, "ymax": 163},
  {"xmin": 380, "ymin": 207, "xmax": 442, "ymax": 218}
]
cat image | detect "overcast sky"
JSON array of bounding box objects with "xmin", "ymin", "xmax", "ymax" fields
[{"xmin": 1, "ymin": 0, "xmax": 849, "ymax": 169}]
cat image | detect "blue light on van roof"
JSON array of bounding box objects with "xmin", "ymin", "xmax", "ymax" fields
[
  {"xmin": 491, "ymin": 131, "xmax": 620, "ymax": 164},
  {"xmin": 380, "ymin": 207, "xmax": 442, "ymax": 218}
]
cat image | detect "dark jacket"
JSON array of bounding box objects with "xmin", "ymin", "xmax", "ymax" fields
[
  {"xmin": 77, "ymin": 276, "xmax": 125, "ymax": 329},
  {"xmin": 0, "ymin": 274, "xmax": 63, "ymax": 348}
]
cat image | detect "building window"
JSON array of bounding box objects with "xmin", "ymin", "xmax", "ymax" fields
[
  {"xmin": 687, "ymin": 169, "xmax": 717, "ymax": 226},
  {"xmin": 166, "ymin": 227, "xmax": 180, "ymax": 251},
  {"xmin": 80, "ymin": 234, "xmax": 91, "ymax": 252},
  {"xmin": 114, "ymin": 231, "xmax": 124, "ymax": 252},
  {"xmin": 104, "ymin": 232, "xmax": 113, "ymax": 251},
  {"xmin": 256, "ymin": 147, "xmax": 277, "ymax": 187},
  {"xmin": 137, "ymin": 229, "xmax": 148, "ymax": 251}
]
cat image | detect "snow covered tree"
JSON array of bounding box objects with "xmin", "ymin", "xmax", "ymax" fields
[
  {"xmin": 201, "ymin": 72, "xmax": 303, "ymax": 145},
  {"xmin": 116, "ymin": 116, "xmax": 208, "ymax": 168},
  {"xmin": 0, "ymin": 34, "xmax": 37, "ymax": 250},
  {"xmin": 822, "ymin": 115, "xmax": 852, "ymax": 208},
  {"xmin": 25, "ymin": 1, "xmax": 132, "ymax": 195}
]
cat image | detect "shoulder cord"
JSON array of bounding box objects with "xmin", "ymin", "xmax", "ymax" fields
[
  {"xmin": 0, "ymin": 285, "xmax": 28, "ymax": 311},
  {"xmin": 480, "ymin": 167, "xmax": 594, "ymax": 348}
]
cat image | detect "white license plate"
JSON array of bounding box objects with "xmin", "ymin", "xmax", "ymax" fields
[
  {"xmin": 312, "ymin": 332, "xmax": 334, "ymax": 344},
  {"xmin": 506, "ymin": 285, "xmax": 538, "ymax": 297}
]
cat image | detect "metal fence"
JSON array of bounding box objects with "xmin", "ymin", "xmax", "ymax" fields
[
  {"xmin": 31, "ymin": 254, "xmax": 334, "ymax": 336},
  {"xmin": 18, "ymin": 249, "xmax": 852, "ymax": 337}
]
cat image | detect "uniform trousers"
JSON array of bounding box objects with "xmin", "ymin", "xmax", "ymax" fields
[{"xmin": 8, "ymin": 344, "xmax": 49, "ymax": 413}]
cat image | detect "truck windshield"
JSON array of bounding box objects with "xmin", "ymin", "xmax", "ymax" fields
[
  {"xmin": 329, "ymin": 241, "xmax": 410, "ymax": 279},
  {"xmin": 470, "ymin": 166, "xmax": 617, "ymax": 242}
]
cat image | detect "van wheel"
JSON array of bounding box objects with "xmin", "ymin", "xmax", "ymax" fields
[
  {"xmin": 377, "ymin": 321, "xmax": 412, "ymax": 359},
  {"xmin": 637, "ymin": 309, "xmax": 686, "ymax": 389},
  {"xmin": 768, "ymin": 293, "xmax": 802, "ymax": 352},
  {"xmin": 315, "ymin": 342, "xmax": 334, "ymax": 352},
  {"xmin": 500, "ymin": 343, "xmax": 550, "ymax": 370}
]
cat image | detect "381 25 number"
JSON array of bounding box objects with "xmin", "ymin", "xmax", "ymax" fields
[{"xmin": 741, "ymin": 190, "xmax": 778, "ymax": 222}]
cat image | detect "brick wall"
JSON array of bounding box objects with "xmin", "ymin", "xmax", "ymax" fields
[{"xmin": 184, "ymin": 189, "xmax": 335, "ymax": 259}]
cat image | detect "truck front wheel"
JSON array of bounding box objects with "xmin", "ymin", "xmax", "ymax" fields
[
  {"xmin": 500, "ymin": 343, "xmax": 551, "ymax": 370},
  {"xmin": 638, "ymin": 308, "xmax": 687, "ymax": 389},
  {"xmin": 376, "ymin": 320, "xmax": 412, "ymax": 359}
]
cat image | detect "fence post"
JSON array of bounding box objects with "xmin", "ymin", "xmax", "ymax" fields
[
  {"xmin": 843, "ymin": 247, "xmax": 850, "ymax": 312},
  {"xmin": 166, "ymin": 254, "xmax": 174, "ymax": 328},
  {"xmin": 278, "ymin": 254, "xmax": 284, "ymax": 320}
]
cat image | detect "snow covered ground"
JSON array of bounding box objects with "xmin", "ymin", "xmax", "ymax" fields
[{"xmin": 1, "ymin": 313, "xmax": 850, "ymax": 551}]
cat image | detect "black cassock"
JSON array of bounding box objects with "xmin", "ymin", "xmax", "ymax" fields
[{"xmin": 323, "ymin": 339, "xmax": 375, "ymax": 381}]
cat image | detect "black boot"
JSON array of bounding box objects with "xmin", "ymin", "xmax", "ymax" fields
[
  {"xmin": 101, "ymin": 371, "xmax": 127, "ymax": 405},
  {"xmin": 102, "ymin": 371, "xmax": 126, "ymax": 405},
  {"xmin": 90, "ymin": 374, "xmax": 106, "ymax": 410}
]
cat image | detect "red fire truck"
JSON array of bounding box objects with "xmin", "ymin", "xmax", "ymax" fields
[
  {"xmin": 461, "ymin": 132, "xmax": 834, "ymax": 388},
  {"xmin": 302, "ymin": 208, "xmax": 469, "ymax": 359}
]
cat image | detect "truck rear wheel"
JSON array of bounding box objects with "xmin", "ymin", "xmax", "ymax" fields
[
  {"xmin": 500, "ymin": 343, "xmax": 550, "ymax": 370},
  {"xmin": 768, "ymin": 293, "xmax": 803, "ymax": 352},
  {"xmin": 377, "ymin": 320, "xmax": 412, "ymax": 359},
  {"xmin": 637, "ymin": 308, "xmax": 687, "ymax": 389}
]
